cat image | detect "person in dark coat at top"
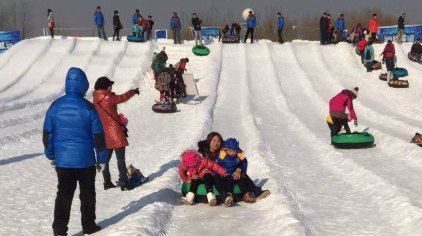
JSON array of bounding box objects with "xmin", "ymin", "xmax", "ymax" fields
[
  {"xmin": 112, "ymin": 10, "xmax": 122, "ymax": 41},
  {"xmin": 94, "ymin": 6, "xmax": 107, "ymax": 40},
  {"xmin": 43, "ymin": 67, "xmax": 107, "ymax": 236},
  {"xmin": 397, "ymin": 13, "xmax": 406, "ymax": 44},
  {"xmin": 146, "ymin": 15, "xmax": 154, "ymax": 41},
  {"xmin": 320, "ymin": 12, "xmax": 328, "ymax": 45},
  {"xmin": 244, "ymin": 10, "xmax": 257, "ymax": 44},
  {"xmin": 191, "ymin": 12, "xmax": 203, "ymax": 46}
]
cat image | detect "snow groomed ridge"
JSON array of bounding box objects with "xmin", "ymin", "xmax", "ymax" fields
[{"xmin": 1, "ymin": 37, "xmax": 422, "ymax": 235}]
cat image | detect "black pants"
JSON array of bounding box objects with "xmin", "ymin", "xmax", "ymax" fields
[
  {"xmin": 102, "ymin": 147, "xmax": 128, "ymax": 184},
  {"xmin": 52, "ymin": 166, "xmax": 96, "ymax": 235},
  {"xmin": 113, "ymin": 27, "xmax": 120, "ymax": 40},
  {"xmin": 278, "ymin": 29, "xmax": 283, "ymax": 44},
  {"xmin": 329, "ymin": 117, "xmax": 350, "ymax": 137},
  {"xmin": 244, "ymin": 28, "xmax": 254, "ymax": 43},
  {"xmin": 189, "ymin": 173, "xmax": 214, "ymax": 193},
  {"xmin": 222, "ymin": 174, "xmax": 256, "ymax": 197},
  {"xmin": 320, "ymin": 30, "xmax": 327, "ymax": 45},
  {"xmin": 243, "ymin": 173, "xmax": 263, "ymax": 196},
  {"xmin": 49, "ymin": 27, "xmax": 54, "ymax": 38},
  {"xmin": 385, "ymin": 57, "xmax": 395, "ymax": 71},
  {"xmin": 371, "ymin": 32, "xmax": 377, "ymax": 40},
  {"xmin": 366, "ymin": 61, "xmax": 373, "ymax": 72}
]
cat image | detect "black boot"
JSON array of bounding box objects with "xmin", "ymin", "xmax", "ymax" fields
[
  {"xmin": 118, "ymin": 179, "xmax": 134, "ymax": 191},
  {"xmin": 104, "ymin": 181, "xmax": 116, "ymax": 190},
  {"xmin": 83, "ymin": 225, "xmax": 102, "ymax": 235}
]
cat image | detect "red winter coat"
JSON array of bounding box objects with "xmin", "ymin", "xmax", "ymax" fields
[
  {"xmin": 92, "ymin": 89, "xmax": 135, "ymax": 149},
  {"xmin": 139, "ymin": 19, "xmax": 148, "ymax": 31},
  {"xmin": 369, "ymin": 18, "xmax": 379, "ymax": 33},
  {"xmin": 179, "ymin": 157, "xmax": 227, "ymax": 182},
  {"xmin": 175, "ymin": 59, "xmax": 187, "ymax": 73},
  {"xmin": 357, "ymin": 39, "xmax": 367, "ymax": 51},
  {"xmin": 382, "ymin": 41, "xmax": 395, "ymax": 58}
]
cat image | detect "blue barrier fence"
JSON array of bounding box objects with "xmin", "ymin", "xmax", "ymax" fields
[
  {"xmin": 0, "ymin": 31, "xmax": 21, "ymax": 54},
  {"xmin": 378, "ymin": 24, "xmax": 422, "ymax": 42}
]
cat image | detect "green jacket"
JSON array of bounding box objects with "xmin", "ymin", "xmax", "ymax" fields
[{"xmin": 364, "ymin": 45, "xmax": 375, "ymax": 63}]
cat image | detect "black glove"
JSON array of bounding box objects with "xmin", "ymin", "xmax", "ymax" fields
[
  {"xmin": 133, "ymin": 88, "xmax": 140, "ymax": 95},
  {"xmin": 354, "ymin": 120, "xmax": 358, "ymax": 127}
]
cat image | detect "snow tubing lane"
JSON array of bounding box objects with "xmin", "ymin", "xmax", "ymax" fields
[
  {"xmin": 192, "ymin": 45, "xmax": 210, "ymax": 56},
  {"xmin": 408, "ymin": 52, "xmax": 422, "ymax": 64},
  {"xmin": 181, "ymin": 182, "xmax": 242, "ymax": 203},
  {"xmin": 152, "ymin": 103, "xmax": 177, "ymax": 113},
  {"xmin": 127, "ymin": 35, "xmax": 145, "ymax": 43},
  {"xmin": 392, "ymin": 67, "xmax": 408, "ymax": 77},
  {"xmin": 331, "ymin": 132, "xmax": 375, "ymax": 149}
]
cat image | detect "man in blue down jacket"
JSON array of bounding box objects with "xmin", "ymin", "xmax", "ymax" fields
[
  {"xmin": 244, "ymin": 10, "xmax": 257, "ymax": 43},
  {"xmin": 43, "ymin": 67, "xmax": 107, "ymax": 236},
  {"xmin": 94, "ymin": 6, "xmax": 107, "ymax": 40}
]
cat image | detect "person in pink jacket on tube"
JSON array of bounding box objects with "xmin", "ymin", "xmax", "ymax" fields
[{"xmin": 328, "ymin": 87, "xmax": 359, "ymax": 137}]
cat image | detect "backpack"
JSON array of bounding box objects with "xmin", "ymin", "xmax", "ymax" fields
[{"xmin": 365, "ymin": 48, "xmax": 371, "ymax": 60}]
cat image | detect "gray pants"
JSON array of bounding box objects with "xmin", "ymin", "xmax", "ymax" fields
[
  {"xmin": 397, "ymin": 29, "xmax": 404, "ymax": 44},
  {"xmin": 96, "ymin": 25, "xmax": 107, "ymax": 40},
  {"xmin": 173, "ymin": 29, "xmax": 181, "ymax": 44},
  {"xmin": 194, "ymin": 30, "xmax": 203, "ymax": 45}
]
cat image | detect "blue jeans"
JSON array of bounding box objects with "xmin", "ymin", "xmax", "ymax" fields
[
  {"xmin": 102, "ymin": 147, "xmax": 128, "ymax": 183},
  {"xmin": 96, "ymin": 25, "xmax": 107, "ymax": 39}
]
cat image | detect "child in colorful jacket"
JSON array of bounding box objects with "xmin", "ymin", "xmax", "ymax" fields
[
  {"xmin": 216, "ymin": 138, "xmax": 268, "ymax": 207},
  {"xmin": 179, "ymin": 150, "xmax": 227, "ymax": 206},
  {"xmin": 328, "ymin": 87, "xmax": 359, "ymax": 137},
  {"xmin": 381, "ymin": 40, "xmax": 396, "ymax": 82}
]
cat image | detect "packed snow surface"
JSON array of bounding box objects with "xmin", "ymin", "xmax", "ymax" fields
[{"xmin": 1, "ymin": 36, "xmax": 422, "ymax": 236}]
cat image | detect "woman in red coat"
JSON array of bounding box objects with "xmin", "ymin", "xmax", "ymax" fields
[{"xmin": 93, "ymin": 77, "xmax": 139, "ymax": 191}]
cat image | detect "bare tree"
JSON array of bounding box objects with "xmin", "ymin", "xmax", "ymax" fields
[{"xmin": 0, "ymin": 0, "xmax": 31, "ymax": 39}]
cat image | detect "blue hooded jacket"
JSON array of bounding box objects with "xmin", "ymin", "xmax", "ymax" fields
[
  {"xmin": 169, "ymin": 16, "xmax": 181, "ymax": 30},
  {"xmin": 336, "ymin": 18, "xmax": 345, "ymax": 31},
  {"xmin": 247, "ymin": 15, "xmax": 257, "ymax": 29},
  {"xmin": 132, "ymin": 14, "xmax": 140, "ymax": 25},
  {"xmin": 94, "ymin": 11, "xmax": 105, "ymax": 26},
  {"xmin": 43, "ymin": 67, "xmax": 107, "ymax": 168},
  {"xmin": 277, "ymin": 16, "xmax": 284, "ymax": 30}
]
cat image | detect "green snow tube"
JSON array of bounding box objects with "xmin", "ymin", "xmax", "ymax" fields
[
  {"xmin": 331, "ymin": 132, "xmax": 375, "ymax": 149},
  {"xmin": 192, "ymin": 45, "xmax": 210, "ymax": 56},
  {"xmin": 181, "ymin": 182, "xmax": 241, "ymax": 202}
]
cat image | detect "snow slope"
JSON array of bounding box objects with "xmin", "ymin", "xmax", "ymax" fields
[{"xmin": 1, "ymin": 37, "xmax": 422, "ymax": 236}]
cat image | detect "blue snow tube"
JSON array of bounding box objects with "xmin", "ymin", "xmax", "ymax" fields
[
  {"xmin": 127, "ymin": 35, "xmax": 145, "ymax": 43},
  {"xmin": 392, "ymin": 68, "xmax": 408, "ymax": 77}
]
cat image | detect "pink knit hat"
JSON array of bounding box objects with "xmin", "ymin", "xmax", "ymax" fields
[{"xmin": 181, "ymin": 150, "xmax": 201, "ymax": 167}]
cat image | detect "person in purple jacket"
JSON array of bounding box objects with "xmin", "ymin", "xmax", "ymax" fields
[{"xmin": 328, "ymin": 87, "xmax": 359, "ymax": 137}]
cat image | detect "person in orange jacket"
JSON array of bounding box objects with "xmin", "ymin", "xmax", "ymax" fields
[{"xmin": 369, "ymin": 14, "xmax": 379, "ymax": 40}]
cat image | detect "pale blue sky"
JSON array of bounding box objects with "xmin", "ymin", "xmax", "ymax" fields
[{"xmin": 7, "ymin": 0, "xmax": 422, "ymax": 37}]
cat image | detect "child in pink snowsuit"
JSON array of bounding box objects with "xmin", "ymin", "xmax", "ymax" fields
[{"xmin": 179, "ymin": 150, "xmax": 227, "ymax": 206}]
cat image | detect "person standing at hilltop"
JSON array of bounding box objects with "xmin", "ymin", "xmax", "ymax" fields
[
  {"xmin": 94, "ymin": 6, "xmax": 107, "ymax": 40},
  {"xmin": 277, "ymin": 12, "xmax": 284, "ymax": 44},
  {"xmin": 170, "ymin": 12, "xmax": 182, "ymax": 44},
  {"xmin": 244, "ymin": 10, "xmax": 257, "ymax": 44},
  {"xmin": 192, "ymin": 13, "xmax": 203, "ymax": 46},
  {"xmin": 397, "ymin": 13, "xmax": 406, "ymax": 44},
  {"xmin": 47, "ymin": 9, "xmax": 55, "ymax": 38}
]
